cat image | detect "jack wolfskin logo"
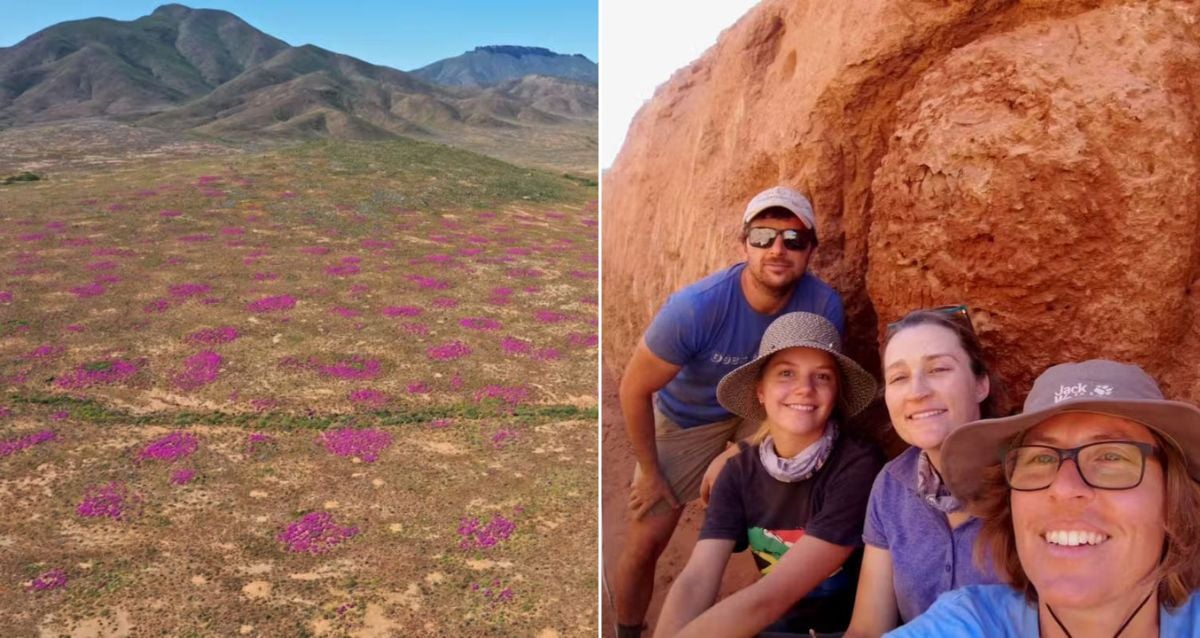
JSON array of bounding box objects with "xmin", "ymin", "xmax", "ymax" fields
[
  {"xmin": 1053, "ymin": 383, "xmax": 1090, "ymax": 403},
  {"xmin": 1091, "ymin": 385, "xmax": 1113, "ymax": 396}
]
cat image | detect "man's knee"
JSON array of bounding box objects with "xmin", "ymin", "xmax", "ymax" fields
[{"xmin": 623, "ymin": 514, "xmax": 680, "ymax": 563}]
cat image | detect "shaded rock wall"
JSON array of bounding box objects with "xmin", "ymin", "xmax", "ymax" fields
[{"xmin": 603, "ymin": 0, "xmax": 1200, "ymax": 401}]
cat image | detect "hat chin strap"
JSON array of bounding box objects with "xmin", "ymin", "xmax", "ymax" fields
[{"xmin": 1042, "ymin": 588, "xmax": 1154, "ymax": 638}]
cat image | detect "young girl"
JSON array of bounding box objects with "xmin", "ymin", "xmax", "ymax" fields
[
  {"xmin": 655, "ymin": 311, "xmax": 883, "ymax": 637},
  {"xmin": 844, "ymin": 308, "xmax": 1007, "ymax": 637}
]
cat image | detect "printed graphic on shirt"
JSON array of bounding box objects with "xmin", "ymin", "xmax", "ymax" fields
[{"xmin": 748, "ymin": 527, "xmax": 805, "ymax": 575}]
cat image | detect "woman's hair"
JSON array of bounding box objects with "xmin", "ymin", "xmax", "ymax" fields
[
  {"xmin": 973, "ymin": 428, "xmax": 1200, "ymax": 607},
  {"xmin": 882, "ymin": 309, "xmax": 1011, "ymax": 418}
]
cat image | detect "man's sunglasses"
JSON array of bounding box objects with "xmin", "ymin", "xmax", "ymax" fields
[
  {"xmin": 886, "ymin": 304, "xmax": 975, "ymax": 335},
  {"xmin": 746, "ymin": 227, "xmax": 814, "ymax": 252}
]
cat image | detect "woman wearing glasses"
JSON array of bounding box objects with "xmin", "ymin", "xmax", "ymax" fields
[
  {"xmin": 843, "ymin": 308, "xmax": 1008, "ymax": 637},
  {"xmin": 889, "ymin": 360, "xmax": 1200, "ymax": 636}
]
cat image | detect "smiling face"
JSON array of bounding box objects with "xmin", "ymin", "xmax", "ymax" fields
[
  {"xmin": 1011, "ymin": 413, "xmax": 1166, "ymax": 610},
  {"xmin": 755, "ymin": 347, "xmax": 838, "ymax": 455},
  {"xmin": 883, "ymin": 323, "xmax": 989, "ymax": 454},
  {"xmin": 741, "ymin": 215, "xmax": 813, "ymax": 295}
]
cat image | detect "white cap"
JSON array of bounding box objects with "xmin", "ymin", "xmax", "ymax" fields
[{"xmin": 742, "ymin": 186, "xmax": 816, "ymax": 231}]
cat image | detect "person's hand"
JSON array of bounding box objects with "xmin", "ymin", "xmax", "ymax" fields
[
  {"xmin": 629, "ymin": 467, "xmax": 680, "ymax": 520},
  {"xmin": 699, "ymin": 444, "xmax": 741, "ymax": 506}
]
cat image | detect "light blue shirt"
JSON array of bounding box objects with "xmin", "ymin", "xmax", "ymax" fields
[{"xmin": 886, "ymin": 585, "xmax": 1200, "ymax": 637}]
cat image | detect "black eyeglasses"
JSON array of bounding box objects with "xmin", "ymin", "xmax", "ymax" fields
[
  {"xmin": 746, "ymin": 227, "xmax": 813, "ymax": 252},
  {"xmin": 886, "ymin": 304, "xmax": 975, "ymax": 336},
  {"xmin": 1003, "ymin": 441, "xmax": 1160, "ymax": 491}
]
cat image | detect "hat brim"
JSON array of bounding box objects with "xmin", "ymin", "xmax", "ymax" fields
[
  {"xmin": 716, "ymin": 343, "xmax": 877, "ymax": 422},
  {"xmin": 942, "ymin": 398, "xmax": 1200, "ymax": 504}
]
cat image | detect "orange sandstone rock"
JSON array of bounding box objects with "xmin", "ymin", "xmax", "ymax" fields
[{"xmin": 603, "ymin": 0, "xmax": 1200, "ymax": 401}]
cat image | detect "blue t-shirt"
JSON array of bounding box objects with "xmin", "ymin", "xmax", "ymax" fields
[
  {"xmin": 885, "ymin": 585, "xmax": 1200, "ymax": 637},
  {"xmin": 643, "ymin": 263, "xmax": 844, "ymax": 428},
  {"xmin": 863, "ymin": 447, "xmax": 999, "ymax": 622}
]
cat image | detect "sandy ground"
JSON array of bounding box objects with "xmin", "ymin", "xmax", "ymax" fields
[{"xmin": 600, "ymin": 366, "xmax": 758, "ymax": 637}]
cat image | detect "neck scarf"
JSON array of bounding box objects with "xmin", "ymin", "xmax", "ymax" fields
[
  {"xmin": 916, "ymin": 451, "xmax": 963, "ymax": 513},
  {"xmin": 758, "ymin": 422, "xmax": 838, "ymax": 483}
]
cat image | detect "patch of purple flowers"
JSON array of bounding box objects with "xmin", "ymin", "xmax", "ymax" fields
[
  {"xmin": 317, "ymin": 356, "xmax": 381, "ymax": 380},
  {"xmin": 320, "ymin": 427, "xmax": 393, "ymax": 462},
  {"xmin": 77, "ymin": 482, "xmax": 140, "ymax": 520},
  {"xmin": 170, "ymin": 468, "xmax": 196, "ymax": 485},
  {"xmin": 70, "ymin": 282, "xmax": 106, "ymax": 298},
  {"xmin": 169, "ymin": 283, "xmax": 211, "ymax": 298},
  {"xmin": 0, "ymin": 430, "xmax": 56, "ymax": 457},
  {"xmin": 277, "ymin": 512, "xmax": 359, "ymax": 554},
  {"xmin": 247, "ymin": 294, "xmax": 296, "ymax": 312},
  {"xmin": 348, "ymin": 388, "xmax": 388, "ymax": 408},
  {"xmin": 457, "ymin": 514, "xmax": 516, "ymax": 550},
  {"xmin": 188, "ymin": 326, "xmax": 239, "ymax": 345},
  {"xmin": 427, "ymin": 341, "xmax": 471, "ymax": 361},
  {"xmin": 500, "ymin": 337, "xmax": 531, "ymax": 355},
  {"xmin": 459, "ymin": 317, "xmax": 501, "ymax": 331},
  {"xmin": 475, "ymin": 385, "xmax": 530, "ymax": 406},
  {"xmin": 175, "ymin": 351, "xmax": 221, "ymax": 390},
  {"xmin": 138, "ymin": 431, "xmax": 198, "ymax": 463},
  {"xmin": 56, "ymin": 359, "xmax": 140, "ymax": 389},
  {"xmin": 491, "ymin": 428, "xmax": 519, "ymax": 449},
  {"xmin": 26, "ymin": 569, "xmax": 68, "ymax": 593},
  {"xmin": 382, "ymin": 306, "xmax": 422, "ymax": 317}
]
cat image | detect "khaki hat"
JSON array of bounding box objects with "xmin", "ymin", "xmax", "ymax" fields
[
  {"xmin": 943, "ymin": 359, "xmax": 1200, "ymax": 503},
  {"xmin": 716, "ymin": 312, "xmax": 877, "ymax": 421},
  {"xmin": 743, "ymin": 186, "xmax": 816, "ymax": 231}
]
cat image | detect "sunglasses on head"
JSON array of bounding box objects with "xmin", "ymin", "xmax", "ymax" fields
[
  {"xmin": 885, "ymin": 304, "xmax": 975, "ymax": 335},
  {"xmin": 746, "ymin": 227, "xmax": 814, "ymax": 252}
]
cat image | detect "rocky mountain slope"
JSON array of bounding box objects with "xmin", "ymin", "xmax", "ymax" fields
[{"xmin": 0, "ymin": 4, "xmax": 596, "ymax": 172}]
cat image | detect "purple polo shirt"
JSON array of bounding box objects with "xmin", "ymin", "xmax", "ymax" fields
[{"xmin": 862, "ymin": 447, "xmax": 999, "ymax": 623}]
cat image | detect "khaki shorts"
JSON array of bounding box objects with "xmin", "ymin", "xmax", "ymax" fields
[{"xmin": 632, "ymin": 407, "xmax": 757, "ymax": 517}]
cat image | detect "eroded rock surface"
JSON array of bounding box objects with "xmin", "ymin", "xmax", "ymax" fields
[{"xmin": 603, "ymin": 0, "xmax": 1200, "ymax": 399}]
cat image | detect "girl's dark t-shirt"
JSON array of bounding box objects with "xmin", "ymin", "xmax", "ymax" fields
[{"xmin": 700, "ymin": 435, "xmax": 884, "ymax": 633}]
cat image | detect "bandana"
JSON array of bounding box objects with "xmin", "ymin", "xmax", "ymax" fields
[
  {"xmin": 758, "ymin": 422, "xmax": 838, "ymax": 483},
  {"xmin": 916, "ymin": 451, "xmax": 963, "ymax": 513}
]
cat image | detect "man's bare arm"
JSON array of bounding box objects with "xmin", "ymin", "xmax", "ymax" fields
[{"xmin": 619, "ymin": 339, "xmax": 683, "ymax": 519}]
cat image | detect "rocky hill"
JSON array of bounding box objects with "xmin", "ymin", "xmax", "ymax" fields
[
  {"xmin": 0, "ymin": 5, "xmax": 596, "ymax": 173},
  {"xmin": 410, "ymin": 45, "xmax": 597, "ymax": 87},
  {"xmin": 602, "ymin": 0, "xmax": 1200, "ymax": 402}
]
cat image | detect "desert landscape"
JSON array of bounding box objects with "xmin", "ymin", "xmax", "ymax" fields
[{"xmin": 1, "ymin": 4, "xmax": 597, "ymax": 636}]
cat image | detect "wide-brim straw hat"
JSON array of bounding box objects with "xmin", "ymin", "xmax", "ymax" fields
[
  {"xmin": 942, "ymin": 359, "xmax": 1200, "ymax": 504},
  {"xmin": 716, "ymin": 312, "xmax": 877, "ymax": 421}
]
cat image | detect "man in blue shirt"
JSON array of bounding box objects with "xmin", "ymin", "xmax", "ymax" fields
[{"xmin": 613, "ymin": 186, "xmax": 845, "ymax": 638}]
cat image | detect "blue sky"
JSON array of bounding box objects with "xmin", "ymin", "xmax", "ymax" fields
[{"xmin": 0, "ymin": 1, "xmax": 597, "ymax": 70}]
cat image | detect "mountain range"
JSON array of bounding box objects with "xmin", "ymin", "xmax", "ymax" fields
[
  {"xmin": 410, "ymin": 45, "xmax": 598, "ymax": 87},
  {"xmin": 0, "ymin": 4, "xmax": 597, "ymax": 172}
]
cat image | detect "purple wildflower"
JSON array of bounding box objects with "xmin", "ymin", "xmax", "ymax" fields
[
  {"xmin": 428, "ymin": 418, "xmax": 452, "ymax": 429},
  {"xmin": 247, "ymin": 295, "xmax": 296, "ymax": 312},
  {"xmin": 143, "ymin": 298, "xmax": 170, "ymax": 313},
  {"xmin": 427, "ymin": 341, "xmax": 471, "ymax": 361},
  {"xmin": 70, "ymin": 283, "xmax": 106, "ymax": 298},
  {"xmin": 169, "ymin": 283, "xmax": 211, "ymax": 299},
  {"xmin": 431, "ymin": 296, "xmax": 459, "ymax": 309},
  {"xmin": 348, "ymin": 388, "xmax": 388, "ymax": 408},
  {"xmin": 77, "ymin": 482, "xmax": 140, "ymax": 520},
  {"xmin": 459, "ymin": 317, "xmax": 501, "ymax": 331},
  {"xmin": 170, "ymin": 468, "xmax": 196, "ymax": 485},
  {"xmin": 457, "ymin": 514, "xmax": 516, "ymax": 550},
  {"xmin": 26, "ymin": 569, "xmax": 68, "ymax": 592},
  {"xmin": 278, "ymin": 512, "xmax": 358, "ymax": 554},
  {"xmin": 0, "ymin": 430, "xmax": 56, "ymax": 457},
  {"xmin": 56, "ymin": 359, "xmax": 140, "ymax": 389},
  {"xmin": 188, "ymin": 326, "xmax": 239, "ymax": 345},
  {"xmin": 382, "ymin": 306, "xmax": 422, "ymax": 317},
  {"xmin": 138, "ymin": 431, "xmax": 198, "ymax": 463},
  {"xmin": 317, "ymin": 356, "xmax": 381, "ymax": 380},
  {"xmin": 533, "ymin": 310, "xmax": 567, "ymax": 323},
  {"xmin": 175, "ymin": 351, "xmax": 221, "ymax": 389},
  {"xmin": 320, "ymin": 427, "xmax": 393, "ymax": 462},
  {"xmin": 408, "ymin": 275, "xmax": 449, "ymax": 290},
  {"xmin": 491, "ymin": 428, "xmax": 519, "ymax": 449},
  {"xmin": 475, "ymin": 385, "xmax": 530, "ymax": 406},
  {"xmin": 500, "ymin": 337, "xmax": 531, "ymax": 355}
]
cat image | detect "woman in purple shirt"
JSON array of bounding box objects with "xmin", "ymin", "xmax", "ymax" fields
[{"xmin": 844, "ymin": 308, "xmax": 1008, "ymax": 637}]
